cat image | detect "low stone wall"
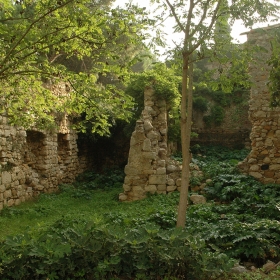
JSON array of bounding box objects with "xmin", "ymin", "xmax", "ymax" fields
[
  {"xmin": 239, "ymin": 25, "xmax": 280, "ymax": 183},
  {"xmin": 120, "ymin": 87, "xmax": 181, "ymax": 201},
  {"xmin": 0, "ymin": 114, "xmax": 87, "ymax": 210}
]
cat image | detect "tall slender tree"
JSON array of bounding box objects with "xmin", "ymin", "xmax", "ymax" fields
[{"xmin": 152, "ymin": 0, "xmax": 280, "ymax": 227}]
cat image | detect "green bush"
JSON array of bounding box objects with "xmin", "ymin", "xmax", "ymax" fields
[
  {"xmin": 75, "ymin": 168, "xmax": 125, "ymax": 190},
  {"xmin": 0, "ymin": 218, "xmax": 233, "ymax": 280},
  {"xmin": 203, "ymin": 105, "xmax": 225, "ymax": 127},
  {"xmin": 193, "ymin": 96, "xmax": 209, "ymax": 113}
]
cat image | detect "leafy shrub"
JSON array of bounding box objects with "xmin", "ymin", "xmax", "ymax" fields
[
  {"xmin": 75, "ymin": 168, "xmax": 125, "ymax": 190},
  {"xmin": 203, "ymin": 105, "xmax": 225, "ymax": 127},
  {"xmin": 193, "ymin": 96, "xmax": 209, "ymax": 113},
  {"xmin": 186, "ymin": 204, "xmax": 280, "ymax": 263},
  {"xmin": 0, "ymin": 218, "xmax": 234, "ymax": 280}
]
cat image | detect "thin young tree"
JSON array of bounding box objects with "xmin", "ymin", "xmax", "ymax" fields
[{"xmin": 152, "ymin": 0, "xmax": 280, "ymax": 227}]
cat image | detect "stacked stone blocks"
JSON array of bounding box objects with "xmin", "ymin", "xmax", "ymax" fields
[
  {"xmin": 0, "ymin": 114, "xmax": 86, "ymax": 210},
  {"xmin": 120, "ymin": 87, "xmax": 181, "ymax": 201},
  {"xmin": 239, "ymin": 26, "xmax": 280, "ymax": 183}
]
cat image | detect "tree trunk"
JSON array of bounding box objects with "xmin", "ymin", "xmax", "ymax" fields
[{"xmin": 176, "ymin": 52, "xmax": 194, "ymax": 227}]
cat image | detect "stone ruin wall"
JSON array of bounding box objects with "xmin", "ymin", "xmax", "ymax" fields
[
  {"xmin": 0, "ymin": 85, "xmax": 90, "ymax": 210},
  {"xmin": 120, "ymin": 87, "xmax": 182, "ymax": 201},
  {"xmin": 191, "ymin": 104, "xmax": 251, "ymax": 149},
  {"xmin": 239, "ymin": 26, "xmax": 280, "ymax": 183}
]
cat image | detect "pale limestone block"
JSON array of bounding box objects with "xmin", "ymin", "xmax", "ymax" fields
[
  {"xmin": 167, "ymin": 165, "xmax": 177, "ymax": 173},
  {"xmin": 2, "ymin": 171, "xmax": 12, "ymax": 184},
  {"xmin": 157, "ymin": 184, "xmax": 167, "ymax": 191},
  {"xmin": 27, "ymin": 187, "xmax": 33, "ymax": 193},
  {"xmin": 145, "ymin": 185, "xmax": 157, "ymax": 193},
  {"xmin": 4, "ymin": 130, "xmax": 10, "ymax": 137},
  {"xmin": 11, "ymin": 189, "xmax": 17, "ymax": 197},
  {"xmin": 142, "ymin": 152, "xmax": 157, "ymax": 160},
  {"xmin": 159, "ymin": 142, "xmax": 167, "ymax": 149},
  {"xmin": 269, "ymin": 164, "xmax": 280, "ymax": 171},
  {"xmin": 167, "ymin": 185, "xmax": 177, "ymax": 192},
  {"xmin": 132, "ymin": 186, "xmax": 144, "ymax": 192},
  {"xmin": 249, "ymin": 165, "xmax": 259, "ymax": 171},
  {"xmin": 119, "ymin": 193, "xmax": 128, "ymax": 201},
  {"xmin": 160, "ymin": 128, "xmax": 167, "ymax": 135},
  {"xmin": 132, "ymin": 186, "xmax": 145, "ymax": 198},
  {"xmin": 149, "ymin": 175, "xmax": 166, "ymax": 185},
  {"xmin": 124, "ymin": 176, "xmax": 136, "ymax": 185},
  {"xmin": 145, "ymin": 101, "xmax": 154, "ymax": 106},
  {"xmin": 249, "ymin": 172, "xmax": 263, "ymax": 179},
  {"xmin": 10, "ymin": 127, "xmax": 16, "ymax": 136},
  {"xmin": 144, "ymin": 106, "xmax": 155, "ymax": 115},
  {"xmin": 156, "ymin": 168, "xmax": 166, "ymax": 175},
  {"xmin": 142, "ymin": 169, "xmax": 155, "ymax": 176},
  {"xmin": 4, "ymin": 189, "xmax": 11, "ymax": 199},
  {"xmin": 248, "ymin": 158, "xmax": 257, "ymax": 164},
  {"xmin": 123, "ymin": 184, "xmax": 132, "ymax": 192},
  {"xmin": 156, "ymin": 190, "xmax": 166, "ymax": 194},
  {"xmin": 190, "ymin": 194, "xmax": 206, "ymax": 204},
  {"xmin": 143, "ymin": 121, "xmax": 153, "ymax": 132},
  {"xmin": 263, "ymin": 178, "xmax": 275, "ymax": 184},
  {"xmin": 7, "ymin": 199, "xmax": 14, "ymax": 207},
  {"xmin": 0, "ymin": 185, "xmax": 5, "ymax": 192},
  {"xmin": 14, "ymin": 199, "xmax": 21, "ymax": 206},
  {"xmin": 142, "ymin": 138, "xmax": 152, "ymax": 151},
  {"xmin": 263, "ymin": 157, "xmax": 271, "ymax": 163},
  {"xmin": 158, "ymin": 112, "xmax": 167, "ymax": 121},
  {"xmin": 147, "ymin": 131, "xmax": 158, "ymax": 140},
  {"xmin": 176, "ymin": 178, "xmax": 181, "ymax": 187},
  {"xmin": 167, "ymin": 178, "xmax": 175, "ymax": 186},
  {"xmin": 265, "ymin": 138, "xmax": 273, "ymax": 146},
  {"xmin": 124, "ymin": 166, "xmax": 138, "ymax": 175},
  {"xmin": 158, "ymin": 160, "xmax": 166, "ymax": 167},
  {"xmin": 0, "ymin": 193, "xmax": 3, "ymax": 201},
  {"xmin": 158, "ymin": 148, "xmax": 167, "ymax": 159}
]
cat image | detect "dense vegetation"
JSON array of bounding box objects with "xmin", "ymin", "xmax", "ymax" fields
[{"xmin": 0, "ymin": 146, "xmax": 280, "ymax": 279}]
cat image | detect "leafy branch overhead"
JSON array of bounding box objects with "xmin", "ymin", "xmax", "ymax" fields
[{"xmin": 0, "ymin": 0, "xmax": 151, "ymax": 134}]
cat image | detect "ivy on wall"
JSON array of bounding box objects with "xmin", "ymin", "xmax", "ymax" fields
[
  {"xmin": 193, "ymin": 86, "xmax": 249, "ymax": 128},
  {"xmin": 268, "ymin": 28, "xmax": 280, "ymax": 107}
]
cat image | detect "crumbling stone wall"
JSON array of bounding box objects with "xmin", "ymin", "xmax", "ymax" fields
[
  {"xmin": 0, "ymin": 113, "xmax": 86, "ymax": 210},
  {"xmin": 120, "ymin": 87, "xmax": 181, "ymax": 201},
  {"xmin": 239, "ymin": 25, "xmax": 280, "ymax": 183},
  {"xmin": 0, "ymin": 81, "xmax": 92, "ymax": 211},
  {"xmin": 191, "ymin": 101, "xmax": 251, "ymax": 148}
]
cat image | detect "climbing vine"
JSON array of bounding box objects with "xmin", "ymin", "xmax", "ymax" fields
[
  {"xmin": 268, "ymin": 28, "xmax": 280, "ymax": 107},
  {"xmin": 193, "ymin": 85, "xmax": 249, "ymax": 128}
]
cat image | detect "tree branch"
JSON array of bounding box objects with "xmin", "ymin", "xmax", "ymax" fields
[
  {"xmin": 165, "ymin": 0, "xmax": 186, "ymax": 33},
  {"xmin": 190, "ymin": 0, "xmax": 222, "ymax": 53},
  {"xmin": 1, "ymin": 0, "xmax": 75, "ymax": 69}
]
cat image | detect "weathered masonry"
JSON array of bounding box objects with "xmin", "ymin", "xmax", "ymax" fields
[
  {"xmin": 0, "ymin": 85, "xmax": 89, "ymax": 210},
  {"xmin": 120, "ymin": 87, "xmax": 181, "ymax": 201},
  {"xmin": 239, "ymin": 24, "xmax": 280, "ymax": 183}
]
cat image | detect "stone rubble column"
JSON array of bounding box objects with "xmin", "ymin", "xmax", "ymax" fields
[
  {"xmin": 239, "ymin": 27, "xmax": 280, "ymax": 184},
  {"xmin": 120, "ymin": 87, "xmax": 181, "ymax": 201}
]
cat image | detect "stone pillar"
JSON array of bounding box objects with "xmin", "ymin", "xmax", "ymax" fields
[
  {"xmin": 120, "ymin": 87, "xmax": 181, "ymax": 201},
  {"xmin": 239, "ymin": 26, "xmax": 280, "ymax": 184}
]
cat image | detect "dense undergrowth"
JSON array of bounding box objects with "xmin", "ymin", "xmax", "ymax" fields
[{"xmin": 0, "ymin": 146, "xmax": 280, "ymax": 279}]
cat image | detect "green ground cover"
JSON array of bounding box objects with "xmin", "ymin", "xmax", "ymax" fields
[{"xmin": 0, "ymin": 146, "xmax": 280, "ymax": 279}]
